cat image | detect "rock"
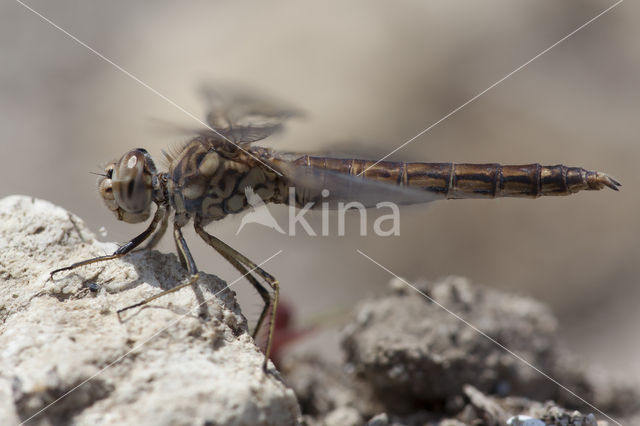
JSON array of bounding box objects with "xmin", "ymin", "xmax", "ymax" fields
[
  {"xmin": 0, "ymin": 195, "xmax": 300, "ymax": 426},
  {"xmin": 281, "ymin": 276, "xmax": 639, "ymax": 425},
  {"xmin": 323, "ymin": 407, "xmax": 362, "ymax": 426},
  {"xmin": 463, "ymin": 384, "xmax": 508, "ymax": 425},
  {"xmin": 341, "ymin": 276, "xmax": 559, "ymax": 410},
  {"xmin": 365, "ymin": 413, "xmax": 389, "ymax": 426},
  {"xmin": 281, "ymin": 354, "xmax": 380, "ymax": 419}
]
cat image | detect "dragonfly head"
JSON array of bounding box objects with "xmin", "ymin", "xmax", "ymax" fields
[{"xmin": 99, "ymin": 148, "xmax": 158, "ymax": 223}]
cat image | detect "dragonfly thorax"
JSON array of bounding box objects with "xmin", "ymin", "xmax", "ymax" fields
[
  {"xmin": 167, "ymin": 139, "xmax": 284, "ymax": 227},
  {"xmin": 99, "ymin": 148, "xmax": 159, "ymax": 224}
]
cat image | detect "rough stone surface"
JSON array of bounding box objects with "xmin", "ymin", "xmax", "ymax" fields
[
  {"xmin": 282, "ymin": 277, "xmax": 639, "ymax": 425},
  {"xmin": 0, "ymin": 195, "xmax": 301, "ymax": 426},
  {"xmin": 341, "ymin": 276, "xmax": 561, "ymax": 409},
  {"xmin": 341, "ymin": 277, "xmax": 639, "ymax": 415}
]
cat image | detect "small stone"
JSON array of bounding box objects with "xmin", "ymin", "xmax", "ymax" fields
[
  {"xmin": 366, "ymin": 412, "xmax": 389, "ymax": 426},
  {"xmin": 324, "ymin": 407, "xmax": 362, "ymax": 426}
]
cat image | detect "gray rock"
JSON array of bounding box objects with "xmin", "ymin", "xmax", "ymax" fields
[
  {"xmin": 324, "ymin": 407, "xmax": 362, "ymax": 426},
  {"xmin": 282, "ymin": 275, "xmax": 638, "ymax": 425},
  {"xmin": 341, "ymin": 276, "xmax": 559, "ymax": 409},
  {"xmin": 0, "ymin": 195, "xmax": 300, "ymax": 426},
  {"xmin": 365, "ymin": 413, "xmax": 389, "ymax": 426}
]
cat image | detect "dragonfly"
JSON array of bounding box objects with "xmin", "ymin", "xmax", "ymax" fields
[{"xmin": 50, "ymin": 87, "xmax": 620, "ymax": 371}]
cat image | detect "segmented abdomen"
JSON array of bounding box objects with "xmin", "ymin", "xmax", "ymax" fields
[{"xmin": 294, "ymin": 156, "xmax": 620, "ymax": 199}]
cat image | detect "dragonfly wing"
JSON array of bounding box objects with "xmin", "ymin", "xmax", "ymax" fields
[
  {"xmin": 204, "ymin": 123, "xmax": 286, "ymax": 144},
  {"xmin": 199, "ymin": 84, "xmax": 303, "ymax": 144},
  {"xmin": 272, "ymin": 159, "xmax": 442, "ymax": 209},
  {"xmin": 146, "ymin": 118, "xmax": 283, "ymax": 145}
]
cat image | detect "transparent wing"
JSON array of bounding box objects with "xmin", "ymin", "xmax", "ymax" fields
[
  {"xmin": 147, "ymin": 118, "xmax": 283, "ymax": 146},
  {"xmin": 199, "ymin": 83, "xmax": 303, "ymax": 144},
  {"xmin": 272, "ymin": 158, "xmax": 442, "ymax": 209}
]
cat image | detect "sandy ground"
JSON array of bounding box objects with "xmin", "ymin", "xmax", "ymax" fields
[{"xmin": 1, "ymin": 0, "xmax": 638, "ymax": 387}]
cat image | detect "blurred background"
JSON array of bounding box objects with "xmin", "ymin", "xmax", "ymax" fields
[{"xmin": 1, "ymin": 0, "xmax": 637, "ymax": 379}]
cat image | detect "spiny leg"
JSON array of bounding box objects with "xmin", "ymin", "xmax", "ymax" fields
[
  {"xmin": 174, "ymin": 230, "xmax": 189, "ymax": 270},
  {"xmin": 202, "ymin": 237, "xmax": 272, "ymax": 340},
  {"xmin": 117, "ymin": 224, "xmax": 200, "ymax": 316},
  {"xmin": 194, "ymin": 220, "xmax": 279, "ymax": 371},
  {"xmin": 50, "ymin": 204, "xmax": 168, "ymax": 278},
  {"xmin": 138, "ymin": 209, "xmax": 169, "ymax": 251}
]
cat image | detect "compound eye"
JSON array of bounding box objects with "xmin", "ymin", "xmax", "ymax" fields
[
  {"xmin": 105, "ymin": 163, "xmax": 114, "ymax": 179},
  {"xmin": 112, "ymin": 150, "xmax": 152, "ymax": 214}
]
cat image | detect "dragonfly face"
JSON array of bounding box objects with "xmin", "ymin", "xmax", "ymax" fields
[{"xmin": 99, "ymin": 148, "xmax": 158, "ymax": 224}]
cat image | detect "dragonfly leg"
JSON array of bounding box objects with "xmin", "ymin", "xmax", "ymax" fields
[
  {"xmin": 194, "ymin": 220, "xmax": 278, "ymax": 371},
  {"xmin": 201, "ymin": 238, "xmax": 271, "ymax": 339},
  {"xmin": 50, "ymin": 204, "xmax": 168, "ymax": 278},
  {"xmin": 136, "ymin": 209, "xmax": 169, "ymax": 252},
  {"xmin": 117, "ymin": 223, "xmax": 200, "ymax": 316},
  {"xmin": 174, "ymin": 230, "xmax": 189, "ymax": 270}
]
